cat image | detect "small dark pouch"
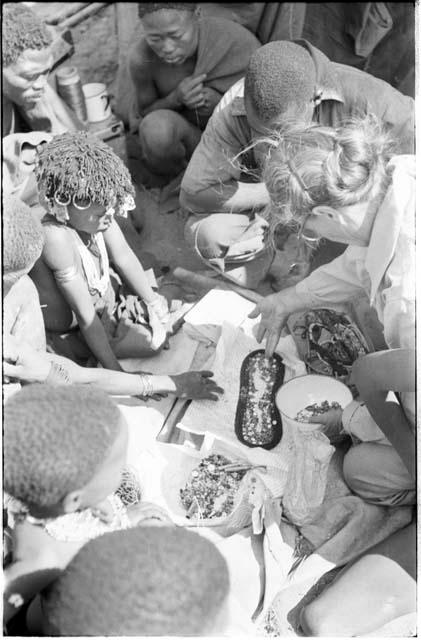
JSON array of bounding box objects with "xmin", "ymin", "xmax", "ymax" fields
[{"xmin": 235, "ymin": 349, "xmax": 285, "ymax": 450}]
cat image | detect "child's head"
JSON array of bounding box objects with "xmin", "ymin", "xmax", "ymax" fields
[
  {"xmin": 4, "ymin": 384, "xmax": 128, "ymax": 518},
  {"xmin": 2, "ymin": 3, "xmax": 53, "ymax": 108},
  {"xmin": 42, "ymin": 526, "xmax": 230, "ymax": 636},
  {"xmin": 3, "ymin": 194, "xmax": 44, "ymax": 287},
  {"xmin": 34, "ymin": 131, "xmax": 135, "ymax": 232}
]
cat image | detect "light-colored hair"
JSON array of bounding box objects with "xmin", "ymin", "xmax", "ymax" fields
[{"xmin": 262, "ymin": 114, "xmax": 394, "ymax": 228}]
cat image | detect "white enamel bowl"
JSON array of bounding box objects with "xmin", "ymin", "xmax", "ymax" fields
[{"xmin": 275, "ymin": 374, "xmax": 352, "ymax": 432}]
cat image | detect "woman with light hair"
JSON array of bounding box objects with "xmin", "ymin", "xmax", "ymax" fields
[
  {"xmin": 251, "ymin": 114, "xmax": 415, "ymax": 505},
  {"xmin": 252, "ymin": 113, "xmax": 415, "ymax": 636}
]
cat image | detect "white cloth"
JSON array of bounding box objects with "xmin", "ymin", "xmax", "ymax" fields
[{"xmin": 295, "ymin": 155, "xmax": 415, "ymax": 423}]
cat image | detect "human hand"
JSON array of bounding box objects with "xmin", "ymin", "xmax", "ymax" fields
[
  {"xmin": 3, "ymin": 337, "xmax": 51, "ymax": 384},
  {"xmin": 147, "ymin": 293, "xmax": 170, "ymax": 324},
  {"xmin": 248, "ymin": 292, "xmax": 294, "ymax": 358},
  {"xmin": 171, "ymin": 370, "xmax": 224, "ymax": 400},
  {"xmin": 175, "ymin": 73, "xmax": 207, "ymax": 108},
  {"xmin": 308, "ymin": 408, "xmax": 344, "ymax": 440},
  {"xmin": 226, "ymin": 214, "xmax": 269, "ymax": 257},
  {"xmin": 127, "ymin": 502, "xmax": 174, "ymax": 527}
]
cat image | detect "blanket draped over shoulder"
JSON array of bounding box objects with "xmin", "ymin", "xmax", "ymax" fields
[{"xmin": 194, "ymin": 16, "xmax": 260, "ymax": 95}]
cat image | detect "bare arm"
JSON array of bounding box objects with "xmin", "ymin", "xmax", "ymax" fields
[
  {"xmin": 3, "ymin": 335, "xmax": 223, "ymax": 400},
  {"xmin": 103, "ymin": 220, "xmax": 156, "ymax": 303},
  {"xmin": 180, "ymin": 180, "xmax": 270, "ymax": 214},
  {"xmin": 128, "ymin": 44, "xmax": 182, "ymax": 121},
  {"xmin": 42, "ymin": 227, "xmax": 122, "ymax": 371},
  {"xmin": 351, "ymin": 349, "xmax": 415, "ymax": 479}
]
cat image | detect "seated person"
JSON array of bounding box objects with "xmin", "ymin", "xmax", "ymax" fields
[
  {"xmin": 179, "ymin": 40, "xmax": 415, "ymax": 288},
  {"xmin": 3, "ymin": 384, "xmax": 130, "ymax": 625},
  {"xmin": 39, "ymin": 527, "xmax": 230, "ymax": 636},
  {"xmin": 30, "ymin": 131, "xmax": 172, "ymax": 370},
  {"xmin": 3, "ymin": 194, "xmax": 223, "ymax": 402},
  {"xmin": 309, "ymin": 349, "xmax": 415, "ymax": 508},
  {"xmin": 3, "ymin": 194, "xmax": 47, "ymax": 352},
  {"xmin": 300, "ymin": 521, "xmax": 416, "ymax": 636},
  {"xmin": 2, "ymin": 3, "xmax": 83, "ymax": 136},
  {"xmin": 125, "ymin": 2, "xmax": 260, "ymax": 185},
  {"xmin": 250, "ymin": 114, "xmax": 415, "ymax": 505}
]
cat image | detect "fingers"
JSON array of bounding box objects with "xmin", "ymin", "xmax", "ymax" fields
[
  {"xmin": 248, "ymin": 305, "xmax": 261, "ymax": 320},
  {"xmin": 3, "ymin": 362, "xmax": 19, "ymax": 378},
  {"xmin": 265, "ymin": 329, "xmax": 281, "ymax": 358},
  {"xmin": 188, "ymin": 73, "xmax": 207, "ymax": 87},
  {"xmin": 255, "ymin": 322, "xmax": 267, "ymax": 344},
  {"xmin": 199, "ymin": 370, "xmax": 214, "ymax": 378}
]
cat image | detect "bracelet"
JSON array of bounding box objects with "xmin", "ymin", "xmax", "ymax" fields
[
  {"xmin": 138, "ymin": 374, "xmax": 154, "ymax": 397},
  {"xmin": 46, "ymin": 361, "xmax": 71, "ymax": 385}
]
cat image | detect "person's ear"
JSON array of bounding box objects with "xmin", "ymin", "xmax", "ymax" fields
[
  {"xmin": 312, "ymin": 88, "xmax": 323, "ymax": 108},
  {"xmin": 312, "ymin": 205, "xmax": 339, "ymax": 220},
  {"xmin": 62, "ymin": 490, "xmax": 83, "ymax": 514}
]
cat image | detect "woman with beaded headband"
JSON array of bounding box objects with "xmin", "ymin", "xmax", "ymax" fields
[{"xmin": 30, "ymin": 131, "xmax": 170, "ymax": 370}]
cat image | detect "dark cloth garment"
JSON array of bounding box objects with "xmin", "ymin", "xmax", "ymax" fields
[
  {"xmin": 194, "ymin": 16, "xmax": 260, "ymax": 99},
  {"xmin": 199, "ymin": 3, "xmax": 414, "ymax": 96},
  {"xmin": 197, "ymin": 3, "xmax": 306, "ymax": 42},
  {"xmin": 302, "ymin": 3, "xmax": 415, "ymax": 97},
  {"xmin": 181, "ymin": 39, "xmax": 414, "ymax": 200}
]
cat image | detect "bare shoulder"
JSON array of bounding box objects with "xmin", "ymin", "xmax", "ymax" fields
[
  {"xmin": 128, "ymin": 36, "xmax": 155, "ymax": 76},
  {"xmin": 42, "ymin": 224, "xmax": 77, "ymax": 269}
]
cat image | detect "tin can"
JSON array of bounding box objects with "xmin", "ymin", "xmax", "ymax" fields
[{"xmin": 56, "ymin": 66, "xmax": 88, "ymax": 122}]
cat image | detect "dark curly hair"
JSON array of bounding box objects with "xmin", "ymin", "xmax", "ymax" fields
[
  {"xmin": 4, "ymin": 384, "xmax": 122, "ymax": 512},
  {"xmin": 138, "ymin": 3, "xmax": 196, "ymax": 19},
  {"xmin": 245, "ymin": 41, "xmax": 316, "ymax": 123},
  {"xmin": 2, "ymin": 3, "xmax": 53, "ymax": 67},
  {"xmin": 34, "ymin": 131, "xmax": 135, "ymax": 211},
  {"xmin": 42, "ymin": 526, "xmax": 230, "ymax": 636}
]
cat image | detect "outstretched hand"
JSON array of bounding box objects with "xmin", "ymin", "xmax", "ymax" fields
[
  {"xmin": 248, "ymin": 293, "xmax": 291, "ymax": 358},
  {"xmin": 171, "ymin": 370, "xmax": 224, "ymax": 400}
]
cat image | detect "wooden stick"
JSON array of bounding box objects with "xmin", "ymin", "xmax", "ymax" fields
[{"xmin": 172, "ymin": 267, "xmax": 263, "ymax": 305}]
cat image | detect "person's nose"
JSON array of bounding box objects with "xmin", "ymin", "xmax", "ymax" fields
[
  {"xmin": 32, "ymin": 73, "xmax": 48, "ymax": 90},
  {"xmin": 161, "ymin": 38, "xmax": 175, "ymax": 54}
]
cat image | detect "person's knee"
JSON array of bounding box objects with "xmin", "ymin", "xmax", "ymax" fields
[
  {"xmin": 300, "ymin": 601, "xmax": 335, "ymax": 637},
  {"xmin": 139, "ymin": 110, "xmax": 180, "ymax": 158}
]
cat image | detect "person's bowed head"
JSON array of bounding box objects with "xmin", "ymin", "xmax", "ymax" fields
[
  {"xmin": 4, "ymin": 384, "xmax": 129, "ymax": 523},
  {"xmin": 41, "ymin": 525, "xmax": 230, "ymax": 636}
]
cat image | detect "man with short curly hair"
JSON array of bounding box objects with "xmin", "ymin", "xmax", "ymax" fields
[
  {"xmin": 3, "ymin": 383, "xmax": 129, "ymax": 626},
  {"xmin": 41, "ymin": 527, "xmax": 230, "ymax": 636},
  {"xmin": 2, "ymin": 3, "xmax": 82, "ymax": 136}
]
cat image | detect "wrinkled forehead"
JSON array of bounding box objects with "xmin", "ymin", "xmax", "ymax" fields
[
  {"xmin": 8, "ymin": 47, "xmax": 53, "ymax": 76},
  {"xmin": 142, "ymin": 9, "xmax": 194, "ymax": 35}
]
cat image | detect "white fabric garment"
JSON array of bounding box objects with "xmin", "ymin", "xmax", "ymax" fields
[{"xmin": 295, "ymin": 155, "xmax": 415, "ymax": 424}]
